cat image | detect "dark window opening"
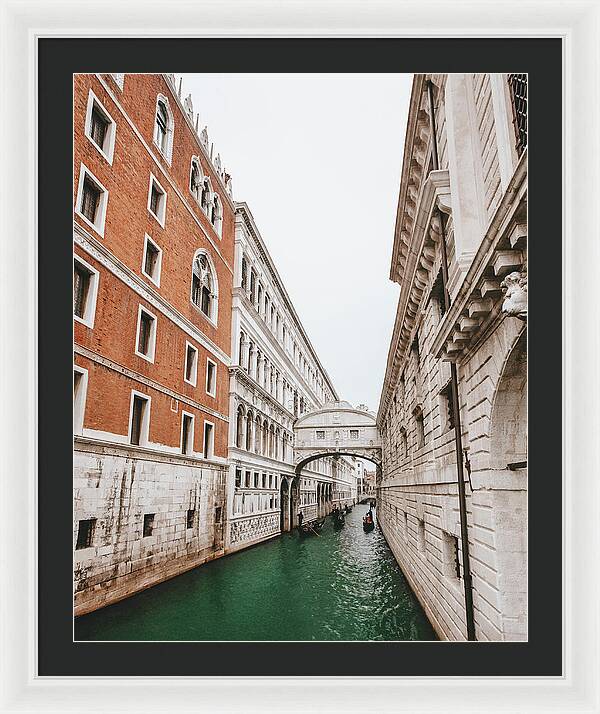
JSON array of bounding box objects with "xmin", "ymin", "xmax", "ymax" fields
[
  {"xmin": 149, "ymin": 184, "xmax": 162, "ymax": 217},
  {"xmin": 206, "ymin": 361, "xmax": 216, "ymax": 395},
  {"xmin": 130, "ymin": 395, "xmax": 147, "ymax": 445},
  {"xmin": 81, "ymin": 177, "xmax": 101, "ymax": 223},
  {"xmin": 415, "ymin": 410, "xmax": 425, "ymax": 449},
  {"xmin": 181, "ymin": 414, "xmax": 193, "ymax": 455},
  {"xmin": 90, "ymin": 105, "xmax": 109, "ymax": 149},
  {"xmin": 235, "ymin": 468, "xmax": 242, "ymax": 488},
  {"xmin": 185, "ymin": 345, "xmax": 196, "ymax": 382},
  {"xmin": 76, "ymin": 518, "xmax": 96, "ymax": 550},
  {"xmin": 186, "ymin": 509, "xmax": 195, "ymax": 529},
  {"xmin": 143, "ymin": 513, "xmax": 155, "ymax": 537},
  {"xmin": 215, "ymin": 507, "xmax": 222, "ymax": 523},
  {"xmin": 137, "ymin": 311, "xmax": 153, "ymax": 355},
  {"xmin": 156, "ymin": 101, "xmax": 168, "ymax": 151},
  {"xmin": 74, "ymin": 262, "xmax": 90, "ymax": 318},
  {"xmin": 144, "ymin": 240, "xmax": 160, "ymax": 278},
  {"xmin": 203, "ymin": 422, "xmax": 214, "ymax": 459}
]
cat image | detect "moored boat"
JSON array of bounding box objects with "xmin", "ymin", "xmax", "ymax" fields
[{"xmin": 363, "ymin": 510, "xmax": 375, "ymax": 532}]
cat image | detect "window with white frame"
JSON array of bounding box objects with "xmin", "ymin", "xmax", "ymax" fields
[
  {"xmin": 181, "ymin": 411, "xmax": 194, "ymax": 456},
  {"xmin": 135, "ymin": 305, "xmax": 157, "ymax": 362},
  {"xmin": 153, "ymin": 95, "xmax": 174, "ymax": 163},
  {"xmin": 74, "ymin": 255, "xmax": 99, "ymax": 328},
  {"xmin": 191, "ymin": 251, "xmax": 217, "ymax": 323},
  {"xmin": 141, "ymin": 234, "xmax": 162, "ymax": 286},
  {"xmin": 76, "ymin": 164, "xmax": 108, "ymax": 236},
  {"xmin": 73, "ymin": 365, "xmax": 88, "ymax": 435},
  {"xmin": 129, "ymin": 392, "xmax": 150, "ymax": 446},
  {"xmin": 147, "ymin": 174, "xmax": 167, "ymax": 227},
  {"xmin": 206, "ymin": 358, "xmax": 217, "ymax": 397},
  {"xmin": 84, "ymin": 90, "xmax": 116, "ymax": 164},
  {"xmin": 350, "ymin": 429, "xmax": 359, "ymax": 440},
  {"xmin": 203, "ymin": 421, "xmax": 214, "ymax": 459},
  {"xmin": 184, "ymin": 342, "xmax": 198, "ymax": 386}
]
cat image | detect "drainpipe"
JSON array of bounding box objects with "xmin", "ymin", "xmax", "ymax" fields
[{"xmin": 425, "ymin": 79, "xmax": 476, "ymax": 641}]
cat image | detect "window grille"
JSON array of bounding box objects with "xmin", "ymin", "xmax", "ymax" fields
[
  {"xmin": 74, "ymin": 263, "xmax": 90, "ymax": 318},
  {"xmin": 508, "ymin": 74, "xmax": 527, "ymax": 155},
  {"xmin": 90, "ymin": 106, "xmax": 108, "ymax": 149},
  {"xmin": 81, "ymin": 177, "xmax": 100, "ymax": 222}
]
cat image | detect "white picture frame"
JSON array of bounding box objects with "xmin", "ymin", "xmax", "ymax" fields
[{"xmin": 1, "ymin": 1, "xmax": 598, "ymax": 712}]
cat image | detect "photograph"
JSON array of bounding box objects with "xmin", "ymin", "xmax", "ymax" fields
[{"xmin": 72, "ymin": 70, "xmax": 527, "ymax": 643}]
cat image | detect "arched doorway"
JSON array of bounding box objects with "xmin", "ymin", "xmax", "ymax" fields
[{"xmin": 280, "ymin": 477, "xmax": 290, "ymax": 533}]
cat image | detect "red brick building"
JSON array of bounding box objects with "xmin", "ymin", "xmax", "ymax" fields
[{"xmin": 73, "ymin": 73, "xmax": 235, "ymax": 614}]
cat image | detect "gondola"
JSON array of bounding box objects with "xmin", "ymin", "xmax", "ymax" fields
[
  {"xmin": 363, "ymin": 511, "xmax": 375, "ymax": 532},
  {"xmin": 344, "ymin": 504, "xmax": 352, "ymax": 514},
  {"xmin": 333, "ymin": 510, "xmax": 345, "ymax": 528},
  {"xmin": 299, "ymin": 518, "xmax": 325, "ymax": 536}
]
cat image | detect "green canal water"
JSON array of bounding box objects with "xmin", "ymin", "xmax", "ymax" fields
[{"xmin": 75, "ymin": 507, "xmax": 437, "ymax": 641}]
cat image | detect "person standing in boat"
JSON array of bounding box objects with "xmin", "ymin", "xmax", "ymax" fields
[{"xmin": 297, "ymin": 511, "xmax": 303, "ymax": 529}]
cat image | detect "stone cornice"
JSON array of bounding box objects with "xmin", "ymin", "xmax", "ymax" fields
[
  {"xmin": 235, "ymin": 202, "xmax": 339, "ymax": 401},
  {"xmin": 430, "ymin": 151, "xmax": 527, "ymax": 360}
]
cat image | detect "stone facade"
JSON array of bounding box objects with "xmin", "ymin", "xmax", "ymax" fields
[
  {"xmin": 226, "ymin": 204, "xmax": 355, "ymax": 550},
  {"xmin": 377, "ymin": 74, "xmax": 527, "ymax": 641},
  {"xmin": 73, "ymin": 73, "xmax": 235, "ymax": 615}
]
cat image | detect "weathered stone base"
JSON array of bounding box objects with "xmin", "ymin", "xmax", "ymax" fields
[{"xmin": 74, "ymin": 438, "xmax": 227, "ymax": 616}]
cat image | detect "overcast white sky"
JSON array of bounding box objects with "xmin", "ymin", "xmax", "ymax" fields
[{"xmin": 182, "ymin": 73, "xmax": 412, "ymax": 413}]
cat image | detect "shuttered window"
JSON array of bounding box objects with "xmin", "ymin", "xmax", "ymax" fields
[
  {"xmin": 90, "ymin": 106, "xmax": 109, "ymax": 149},
  {"xmin": 81, "ymin": 177, "xmax": 100, "ymax": 222}
]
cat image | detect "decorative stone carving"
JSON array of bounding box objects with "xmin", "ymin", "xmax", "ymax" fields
[
  {"xmin": 200, "ymin": 126, "xmax": 209, "ymax": 150},
  {"xmin": 183, "ymin": 94, "xmax": 194, "ymax": 120},
  {"xmin": 214, "ymin": 153, "xmax": 222, "ymax": 174},
  {"xmin": 501, "ymin": 270, "xmax": 527, "ymax": 321}
]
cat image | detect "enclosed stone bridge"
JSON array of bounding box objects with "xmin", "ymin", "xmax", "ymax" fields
[{"xmin": 293, "ymin": 401, "xmax": 382, "ymax": 472}]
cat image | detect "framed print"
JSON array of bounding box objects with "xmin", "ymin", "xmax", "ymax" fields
[{"xmin": 1, "ymin": 1, "xmax": 598, "ymax": 712}]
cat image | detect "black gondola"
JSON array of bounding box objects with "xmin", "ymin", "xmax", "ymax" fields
[
  {"xmin": 344, "ymin": 504, "xmax": 352, "ymax": 514},
  {"xmin": 333, "ymin": 510, "xmax": 345, "ymax": 528},
  {"xmin": 300, "ymin": 518, "xmax": 325, "ymax": 536},
  {"xmin": 363, "ymin": 510, "xmax": 375, "ymax": 532}
]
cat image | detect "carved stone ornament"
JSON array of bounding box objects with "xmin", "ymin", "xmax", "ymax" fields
[
  {"xmin": 184, "ymin": 94, "xmax": 194, "ymax": 119},
  {"xmin": 501, "ymin": 270, "xmax": 527, "ymax": 320},
  {"xmin": 200, "ymin": 126, "xmax": 209, "ymax": 149}
]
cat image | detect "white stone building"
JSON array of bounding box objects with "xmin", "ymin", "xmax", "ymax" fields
[
  {"xmin": 226, "ymin": 203, "xmax": 351, "ymax": 551},
  {"xmin": 377, "ymin": 74, "xmax": 527, "ymax": 641}
]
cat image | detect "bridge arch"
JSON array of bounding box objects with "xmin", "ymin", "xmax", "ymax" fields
[{"xmin": 293, "ymin": 401, "xmax": 382, "ymax": 471}]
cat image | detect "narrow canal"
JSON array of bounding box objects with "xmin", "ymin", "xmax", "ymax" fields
[{"xmin": 75, "ymin": 506, "xmax": 437, "ymax": 641}]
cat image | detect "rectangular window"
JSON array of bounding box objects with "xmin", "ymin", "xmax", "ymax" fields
[
  {"xmin": 135, "ymin": 306, "xmax": 157, "ymax": 362},
  {"xmin": 316, "ymin": 430, "xmax": 325, "ymax": 440},
  {"xmin": 81, "ymin": 176, "xmax": 101, "ymax": 223},
  {"xmin": 184, "ymin": 342, "xmax": 198, "ymax": 386},
  {"xmin": 130, "ymin": 393, "xmax": 149, "ymax": 446},
  {"xmin": 73, "ymin": 256, "xmax": 99, "ymax": 328},
  {"xmin": 90, "ymin": 106, "xmax": 108, "ymax": 150},
  {"xmin": 147, "ymin": 174, "xmax": 167, "ymax": 226},
  {"xmin": 203, "ymin": 421, "xmax": 214, "ymax": 459},
  {"xmin": 181, "ymin": 412, "xmax": 194, "ymax": 455},
  {"xmin": 143, "ymin": 513, "xmax": 155, "ymax": 537},
  {"xmin": 245, "ymin": 470, "xmax": 251, "ymax": 488},
  {"xmin": 142, "ymin": 234, "xmax": 162, "ymax": 286},
  {"xmin": 262, "ymin": 473, "xmax": 267, "ymax": 488},
  {"xmin": 186, "ymin": 509, "xmax": 195, "ymax": 530},
  {"xmin": 235, "ymin": 468, "xmax": 242, "ymax": 488},
  {"xmin": 215, "ymin": 507, "xmax": 222, "ymax": 523},
  {"xmin": 254, "ymin": 472, "xmax": 259, "ymax": 488},
  {"xmin": 206, "ymin": 359, "xmax": 217, "ymax": 397},
  {"xmin": 350, "ymin": 429, "xmax": 359, "ymax": 439},
  {"xmin": 76, "ymin": 518, "xmax": 96, "ymax": 550},
  {"xmin": 76, "ymin": 165, "xmax": 108, "ymax": 236}
]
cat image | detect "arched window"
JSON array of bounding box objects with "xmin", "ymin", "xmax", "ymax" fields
[
  {"xmin": 190, "ymin": 158, "xmax": 202, "ymax": 201},
  {"xmin": 235, "ymin": 405, "xmax": 245, "ymax": 449},
  {"xmin": 254, "ymin": 415, "xmax": 261, "ymax": 454},
  {"xmin": 238, "ymin": 332, "xmax": 245, "ymax": 368},
  {"xmin": 154, "ymin": 96, "xmax": 173, "ymax": 162},
  {"xmin": 262, "ymin": 420, "xmax": 269, "ymax": 455},
  {"xmin": 191, "ymin": 252, "xmax": 217, "ymax": 322},
  {"xmin": 269, "ymin": 424, "xmax": 275, "ymax": 458},
  {"xmin": 241, "ymin": 256, "xmax": 248, "ymax": 291},
  {"xmin": 282, "ymin": 433, "xmax": 287, "ymax": 461},
  {"xmin": 245, "ymin": 411, "xmax": 253, "ymax": 451},
  {"xmin": 274, "ymin": 428, "xmax": 280, "ymax": 460}
]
